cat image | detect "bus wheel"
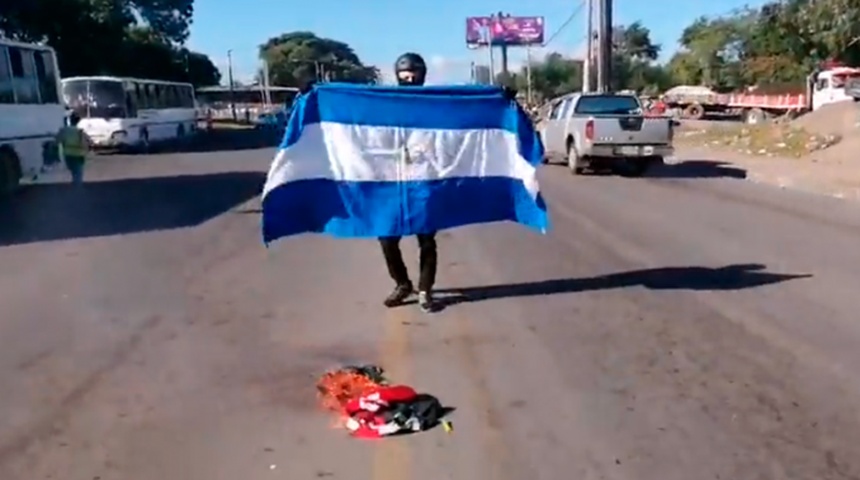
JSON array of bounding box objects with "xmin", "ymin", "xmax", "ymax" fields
[{"xmin": 0, "ymin": 148, "xmax": 21, "ymax": 196}]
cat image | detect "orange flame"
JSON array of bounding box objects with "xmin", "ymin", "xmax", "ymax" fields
[{"xmin": 316, "ymin": 370, "xmax": 382, "ymax": 414}]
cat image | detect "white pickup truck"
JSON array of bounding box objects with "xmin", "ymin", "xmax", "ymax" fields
[{"xmin": 538, "ymin": 92, "xmax": 675, "ymax": 176}]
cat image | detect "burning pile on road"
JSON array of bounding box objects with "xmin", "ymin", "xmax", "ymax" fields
[{"xmin": 315, "ymin": 364, "xmax": 451, "ymax": 438}]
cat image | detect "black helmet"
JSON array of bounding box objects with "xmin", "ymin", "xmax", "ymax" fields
[{"xmin": 394, "ymin": 52, "xmax": 427, "ymax": 86}]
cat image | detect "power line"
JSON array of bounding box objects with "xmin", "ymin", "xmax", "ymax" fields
[{"xmin": 543, "ymin": 1, "xmax": 586, "ymax": 48}]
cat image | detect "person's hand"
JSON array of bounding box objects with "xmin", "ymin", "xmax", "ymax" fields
[{"xmin": 501, "ymin": 86, "xmax": 518, "ymax": 101}]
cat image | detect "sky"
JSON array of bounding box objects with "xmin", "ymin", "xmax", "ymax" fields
[{"xmin": 187, "ymin": 0, "xmax": 769, "ymax": 85}]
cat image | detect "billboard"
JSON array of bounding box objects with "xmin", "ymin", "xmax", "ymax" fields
[{"xmin": 466, "ymin": 16, "xmax": 545, "ymax": 47}]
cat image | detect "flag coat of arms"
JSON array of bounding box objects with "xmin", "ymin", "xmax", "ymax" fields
[{"xmin": 261, "ymin": 83, "xmax": 548, "ymax": 243}]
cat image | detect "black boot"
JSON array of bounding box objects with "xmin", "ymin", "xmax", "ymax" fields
[{"xmin": 384, "ymin": 283, "xmax": 414, "ymax": 307}]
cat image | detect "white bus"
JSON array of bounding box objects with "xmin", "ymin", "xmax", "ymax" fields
[
  {"xmin": 61, "ymin": 76, "xmax": 197, "ymax": 150},
  {"xmin": 0, "ymin": 38, "xmax": 65, "ymax": 194}
]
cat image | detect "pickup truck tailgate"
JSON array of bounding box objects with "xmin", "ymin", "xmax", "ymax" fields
[{"xmin": 593, "ymin": 116, "xmax": 671, "ymax": 145}]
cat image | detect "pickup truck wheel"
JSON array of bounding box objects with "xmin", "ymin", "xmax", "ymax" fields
[{"xmin": 566, "ymin": 142, "xmax": 584, "ymax": 175}]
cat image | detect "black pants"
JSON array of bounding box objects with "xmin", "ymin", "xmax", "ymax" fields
[{"xmin": 379, "ymin": 233, "xmax": 437, "ymax": 292}]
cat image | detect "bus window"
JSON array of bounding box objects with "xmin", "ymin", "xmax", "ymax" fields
[
  {"xmin": 133, "ymin": 83, "xmax": 145, "ymax": 109},
  {"xmin": 167, "ymin": 85, "xmax": 178, "ymax": 108},
  {"xmin": 183, "ymin": 85, "xmax": 195, "ymax": 107},
  {"xmin": 0, "ymin": 46, "xmax": 13, "ymax": 103},
  {"xmin": 124, "ymin": 81, "xmax": 137, "ymax": 117},
  {"xmin": 178, "ymin": 86, "xmax": 186, "ymax": 107},
  {"xmin": 8, "ymin": 47, "xmax": 40, "ymax": 104},
  {"xmin": 34, "ymin": 50, "xmax": 59, "ymax": 104},
  {"xmin": 161, "ymin": 85, "xmax": 171, "ymax": 107},
  {"xmin": 153, "ymin": 85, "xmax": 164, "ymax": 108},
  {"xmin": 145, "ymin": 84, "xmax": 156, "ymax": 109},
  {"xmin": 61, "ymin": 79, "xmax": 126, "ymax": 118}
]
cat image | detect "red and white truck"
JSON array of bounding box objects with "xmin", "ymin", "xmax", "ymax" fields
[{"xmin": 661, "ymin": 64, "xmax": 860, "ymax": 123}]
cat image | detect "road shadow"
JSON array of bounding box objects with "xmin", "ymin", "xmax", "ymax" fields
[
  {"xmin": 648, "ymin": 160, "xmax": 747, "ymax": 179},
  {"xmin": 103, "ymin": 128, "xmax": 281, "ymax": 156},
  {"xmin": 434, "ymin": 264, "xmax": 810, "ymax": 308},
  {"xmin": 0, "ymin": 171, "xmax": 264, "ymax": 246}
]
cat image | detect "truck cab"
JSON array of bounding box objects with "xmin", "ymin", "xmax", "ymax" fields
[{"xmin": 810, "ymin": 66, "xmax": 860, "ymax": 110}]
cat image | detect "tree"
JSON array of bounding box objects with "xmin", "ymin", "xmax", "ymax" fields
[
  {"xmin": 260, "ymin": 31, "xmax": 380, "ymax": 87},
  {"xmin": 464, "ymin": 2, "xmax": 860, "ymax": 101},
  {"xmin": 610, "ymin": 22, "xmax": 669, "ymax": 94},
  {"xmin": 185, "ymin": 51, "xmax": 221, "ymax": 86},
  {"xmin": 495, "ymin": 52, "xmax": 583, "ymax": 103},
  {"xmin": 664, "ymin": 1, "xmax": 860, "ymax": 91},
  {"xmin": 0, "ymin": 0, "xmax": 219, "ymax": 86}
]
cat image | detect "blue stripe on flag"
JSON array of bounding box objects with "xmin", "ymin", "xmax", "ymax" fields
[{"xmin": 262, "ymin": 177, "xmax": 548, "ymax": 242}]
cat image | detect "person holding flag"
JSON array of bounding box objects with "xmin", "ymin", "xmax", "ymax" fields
[
  {"xmin": 261, "ymin": 53, "xmax": 547, "ymax": 314},
  {"xmin": 378, "ymin": 53, "xmax": 438, "ymax": 313}
]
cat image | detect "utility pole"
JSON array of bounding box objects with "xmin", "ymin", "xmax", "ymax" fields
[
  {"xmin": 596, "ymin": 0, "xmax": 613, "ymax": 92},
  {"xmin": 227, "ymin": 49, "xmax": 237, "ymax": 121},
  {"xmin": 583, "ymin": 0, "xmax": 594, "ymax": 92}
]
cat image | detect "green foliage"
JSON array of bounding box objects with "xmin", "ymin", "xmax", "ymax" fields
[
  {"xmin": 669, "ymin": 0, "xmax": 860, "ymax": 90},
  {"xmin": 260, "ymin": 31, "xmax": 380, "ymax": 87},
  {"xmin": 506, "ymin": 1, "xmax": 860, "ymax": 102},
  {"xmin": 0, "ymin": 0, "xmax": 220, "ymax": 86},
  {"xmin": 506, "ymin": 23, "xmax": 667, "ymax": 102}
]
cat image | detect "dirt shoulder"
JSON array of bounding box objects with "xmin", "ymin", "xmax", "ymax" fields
[
  {"xmin": 673, "ymin": 113, "xmax": 860, "ymax": 200},
  {"xmin": 674, "ymin": 144, "xmax": 860, "ymax": 200}
]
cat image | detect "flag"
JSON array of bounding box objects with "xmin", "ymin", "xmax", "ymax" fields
[{"xmin": 261, "ymin": 83, "xmax": 548, "ymax": 243}]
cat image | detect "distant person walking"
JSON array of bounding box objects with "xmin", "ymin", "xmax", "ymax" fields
[{"xmin": 56, "ymin": 112, "xmax": 90, "ymax": 184}]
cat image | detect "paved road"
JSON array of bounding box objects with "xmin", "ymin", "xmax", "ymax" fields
[{"xmin": 2, "ymin": 134, "xmax": 860, "ymax": 480}]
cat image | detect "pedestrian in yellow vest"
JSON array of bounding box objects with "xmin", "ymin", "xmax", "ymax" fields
[{"xmin": 56, "ymin": 112, "xmax": 90, "ymax": 184}]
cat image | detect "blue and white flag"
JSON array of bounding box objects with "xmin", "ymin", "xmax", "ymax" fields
[{"xmin": 261, "ymin": 83, "xmax": 548, "ymax": 243}]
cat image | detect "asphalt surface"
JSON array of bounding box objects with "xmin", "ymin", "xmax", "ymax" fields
[{"xmin": 2, "ymin": 131, "xmax": 860, "ymax": 480}]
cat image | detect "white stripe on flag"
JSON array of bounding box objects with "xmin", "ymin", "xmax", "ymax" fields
[{"xmin": 262, "ymin": 122, "xmax": 538, "ymax": 199}]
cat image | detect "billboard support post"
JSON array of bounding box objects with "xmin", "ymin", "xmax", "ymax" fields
[
  {"xmin": 486, "ymin": 27, "xmax": 495, "ymax": 85},
  {"xmin": 466, "ymin": 15, "xmax": 544, "ymax": 89},
  {"xmin": 497, "ymin": 12, "xmax": 509, "ymax": 78},
  {"xmin": 526, "ymin": 44, "xmax": 533, "ymax": 104}
]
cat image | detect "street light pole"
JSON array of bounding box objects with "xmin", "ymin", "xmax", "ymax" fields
[{"xmin": 227, "ymin": 49, "xmax": 237, "ymax": 121}]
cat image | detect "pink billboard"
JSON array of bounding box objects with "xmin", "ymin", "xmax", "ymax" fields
[{"xmin": 466, "ymin": 16, "xmax": 545, "ymax": 47}]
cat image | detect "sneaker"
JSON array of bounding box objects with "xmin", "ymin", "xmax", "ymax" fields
[
  {"xmin": 418, "ymin": 291, "xmax": 436, "ymax": 313},
  {"xmin": 383, "ymin": 283, "xmax": 414, "ymax": 308}
]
